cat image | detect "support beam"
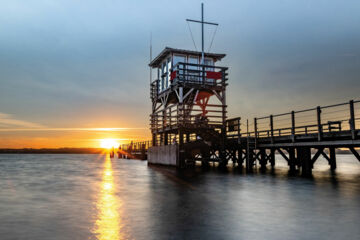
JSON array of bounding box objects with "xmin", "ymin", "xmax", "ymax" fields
[
  {"xmin": 164, "ymin": 133, "xmax": 168, "ymax": 145},
  {"xmin": 277, "ymin": 148, "xmax": 289, "ymax": 162},
  {"xmin": 237, "ymin": 147, "xmax": 243, "ymax": 167},
  {"xmin": 178, "ymin": 130, "xmax": 185, "ymax": 168},
  {"xmin": 179, "ymin": 87, "xmax": 183, "ymax": 103},
  {"xmin": 260, "ymin": 149, "xmax": 267, "ymax": 170},
  {"xmin": 183, "ymin": 88, "xmax": 194, "ymax": 100},
  {"xmin": 270, "ymin": 115, "xmax": 274, "ymax": 144},
  {"xmin": 291, "ymin": 111, "xmax": 295, "ymax": 143},
  {"xmin": 311, "ymin": 147, "xmax": 324, "ymax": 166},
  {"xmin": 329, "ymin": 147, "xmax": 337, "ymax": 170},
  {"xmin": 298, "ymin": 147, "xmax": 312, "ymax": 176},
  {"xmin": 349, "ymin": 147, "xmax": 360, "ymax": 161},
  {"xmin": 288, "ymin": 148, "xmax": 296, "ymax": 172},
  {"xmin": 270, "ymin": 148, "xmax": 275, "ymax": 167},
  {"xmin": 246, "ymin": 148, "xmax": 254, "ymax": 172},
  {"xmin": 320, "ymin": 151, "xmax": 330, "ymax": 162},
  {"xmin": 350, "ymin": 100, "xmax": 356, "ymax": 140},
  {"xmin": 317, "ymin": 106, "xmax": 322, "ymax": 141}
]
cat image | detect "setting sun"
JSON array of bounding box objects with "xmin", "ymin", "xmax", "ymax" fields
[{"xmin": 100, "ymin": 139, "xmax": 119, "ymax": 149}]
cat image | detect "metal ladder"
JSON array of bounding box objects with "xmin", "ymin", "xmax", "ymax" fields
[{"xmin": 246, "ymin": 137, "xmax": 256, "ymax": 169}]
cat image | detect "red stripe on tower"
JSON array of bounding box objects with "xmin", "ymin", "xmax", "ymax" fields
[
  {"xmin": 170, "ymin": 71, "xmax": 177, "ymax": 81},
  {"xmin": 206, "ymin": 71, "xmax": 222, "ymax": 79}
]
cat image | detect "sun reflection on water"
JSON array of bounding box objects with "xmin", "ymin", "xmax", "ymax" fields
[{"xmin": 93, "ymin": 156, "xmax": 125, "ymax": 240}]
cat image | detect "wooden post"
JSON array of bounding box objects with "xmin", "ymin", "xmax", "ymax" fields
[
  {"xmin": 160, "ymin": 133, "xmax": 164, "ymax": 145},
  {"xmin": 238, "ymin": 147, "xmax": 243, "ymax": 167},
  {"xmin": 329, "ymin": 147, "xmax": 337, "ymax": 170},
  {"xmin": 152, "ymin": 133, "xmax": 156, "ymax": 147},
  {"xmin": 317, "ymin": 106, "xmax": 322, "ymax": 141},
  {"xmin": 169, "ymin": 108, "xmax": 172, "ymax": 127},
  {"xmin": 219, "ymin": 127, "xmax": 227, "ymax": 168},
  {"xmin": 270, "ymin": 115, "xmax": 274, "ymax": 143},
  {"xmin": 270, "ymin": 148, "xmax": 275, "ymax": 167},
  {"xmin": 246, "ymin": 148, "xmax": 253, "ymax": 172},
  {"xmin": 246, "ymin": 119, "xmax": 249, "ymax": 136},
  {"xmin": 178, "ymin": 129, "xmax": 185, "ymax": 168},
  {"xmin": 164, "ymin": 133, "xmax": 168, "ymax": 145},
  {"xmin": 299, "ymin": 147, "xmax": 312, "ymax": 176},
  {"xmin": 350, "ymin": 100, "xmax": 356, "ymax": 140},
  {"xmin": 260, "ymin": 148, "xmax": 266, "ymax": 170},
  {"xmin": 254, "ymin": 118, "xmax": 258, "ymax": 138},
  {"xmin": 291, "ymin": 111, "xmax": 295, "ymax": 143},
  {"xmin": 141, "ymin": 144, "xmax": 146, "ymax": 160},
  {"xmin": 288, "ymin": 147, "xmax": 296, "ymax": 172}
]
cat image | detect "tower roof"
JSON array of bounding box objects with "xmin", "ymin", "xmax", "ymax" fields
[{"xmin": 149, "ymin": 47, "xmax": 226, "ymax": 68}]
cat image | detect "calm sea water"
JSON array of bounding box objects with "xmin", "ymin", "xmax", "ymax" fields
[{"xmin": 0, "ymin": 154, "xmax": 359, "ymax": 240}]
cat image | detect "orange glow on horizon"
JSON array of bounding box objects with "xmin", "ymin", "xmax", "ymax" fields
[{"xmin": 0, "ymin": 127, "xmax": 151, "ymax": 148}]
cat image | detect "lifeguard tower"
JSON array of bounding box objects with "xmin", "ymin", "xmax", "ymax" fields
[{"xmin": 147, "ymin": 4, "xmax": 234, "ymax": 168}]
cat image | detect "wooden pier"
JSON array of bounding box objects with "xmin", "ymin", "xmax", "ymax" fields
[
  {"xmin": 226, "ymin": 100, "xmax": 360, "ymax": 175},
  {"xmin": 121, "ymin": 99, "xmax": 360, "ymax": 175}
]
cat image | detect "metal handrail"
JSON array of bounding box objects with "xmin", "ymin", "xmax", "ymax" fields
[{"xmin": 240, "ymin": 99, "xmax": 359, "ymax": 139}]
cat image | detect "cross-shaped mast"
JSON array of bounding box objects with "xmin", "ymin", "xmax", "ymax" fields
[{"xmin": 186, "ymin": 3, "xmax": 219, "ymax": 65}]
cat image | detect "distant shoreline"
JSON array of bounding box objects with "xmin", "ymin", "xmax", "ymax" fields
[{"xmin": 0, "ymin": 148, "xmax": 107, "ymax": 154}]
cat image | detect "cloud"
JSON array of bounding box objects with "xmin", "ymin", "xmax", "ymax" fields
[
  {"xmin": 0, "ymin": 127, "xmax": 146, "ymax": 132},
  {"xmin": 0, "ymin": 112, "xmax": 45, "ymax": 128},
  {"xmin": 0, "ymin": 112, "xmax": 147, "ymax": 132}
]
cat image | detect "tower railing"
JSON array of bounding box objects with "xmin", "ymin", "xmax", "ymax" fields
[{"xmin": 170, "ymin": 62, "xmax": 228, "ymax": 87}]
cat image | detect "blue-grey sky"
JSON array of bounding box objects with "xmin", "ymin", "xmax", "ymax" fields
[{"xmin": 0, "ymin": 0, "xmax": 359, "ymax": 147}]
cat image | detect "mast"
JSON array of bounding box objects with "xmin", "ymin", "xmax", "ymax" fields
[
  {"xmin": 201, "ymin": 3, "xmax": 204, "ymax": 64},
  {"xmin": 149, "ymin": 32, "xmax": 152, "ymax": 84},
  {"xmin": 186, "ymin": 3, "xmax": 218, "ymax": 65}
]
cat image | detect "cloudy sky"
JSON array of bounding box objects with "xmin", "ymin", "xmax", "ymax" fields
[{"xmin": 1, "ymin": 0, "xmax": 359, "ymax": 148}]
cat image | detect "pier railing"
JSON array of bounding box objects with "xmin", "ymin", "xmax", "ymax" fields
[
  {"xmin": 150, "ymin": 103, "xmax": 225, "ymax": 132},
  {"xmin": 120, "ymin": 140, "xmax": 152, "ymax": 153},
  {"xmin": 242, "ymin": 100, "xmax": 360, "ymax": 140}
]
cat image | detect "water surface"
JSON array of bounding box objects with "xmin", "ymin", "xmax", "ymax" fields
[{"xmin": 0, "ymin": 154, "xmax": 359, "ymax": 240}]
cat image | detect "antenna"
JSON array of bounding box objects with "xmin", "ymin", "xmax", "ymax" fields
[
  {"xmin": 149, "ymin": 32, "xmax": 152, "ymax": 84},
  {"xmin": 186, "ymin": 3, "xmax": 218, "ymax": 64}
]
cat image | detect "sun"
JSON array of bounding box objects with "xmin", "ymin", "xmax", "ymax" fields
[{"xmin": 100, "ymin": 139, "xmax": 119, "ymax": 149}]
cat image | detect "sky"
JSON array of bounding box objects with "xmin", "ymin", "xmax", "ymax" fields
[{"xmin": 0, "ymin": 0, "xmax": 360, "ymax": 148}]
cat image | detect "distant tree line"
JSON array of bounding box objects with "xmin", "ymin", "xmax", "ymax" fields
[{"xmin": 0, "ymin": 148, "xmax": 105, "ymax": 154}]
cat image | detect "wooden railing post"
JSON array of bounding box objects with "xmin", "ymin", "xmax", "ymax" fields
[
  {"xmin": 270, "ymin": 115, "xmax": 274, "ymax": 143},
  {"xmin": 254, "ymin": 118, "xmax": 258, "ymax": 138},
  {"xmin": 169, "ymin": 107, "xmax": 172, "ymax": 127},
  {"xmin": 317, "ymin": 106, "xmax": 322, "ymax": 141},
  {"xmin": 246, "ymin": 119, "xmax": 249, "ymax": 137},
  {"xmin": 350, "ymin": 100, "xmax": 356, "ymax": 140},
  {"xmin": 291, "ymin": 111, "xmax": 295, "ymax": 142}
]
